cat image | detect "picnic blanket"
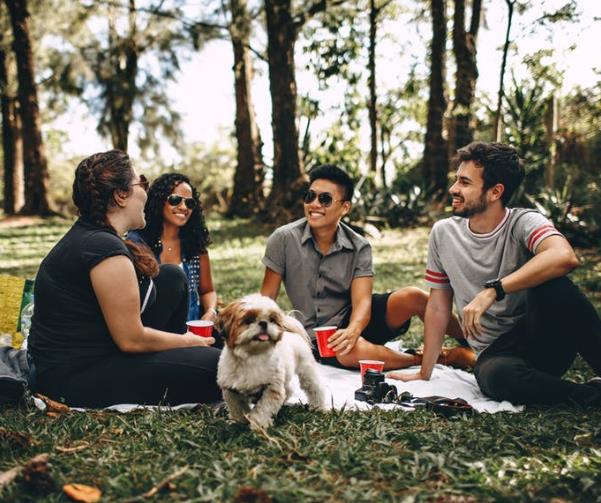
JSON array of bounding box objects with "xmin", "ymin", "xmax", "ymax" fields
[{"xmin": 32, "ymin": 342, "xmax": 523, "ymax": 414}]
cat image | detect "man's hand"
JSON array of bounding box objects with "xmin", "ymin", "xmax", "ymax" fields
[
  {"xmin": 328, "ymin": 327, "xmax": 361, "ymax": 356},
  {"xmin": 462, "ymin": 288, "xmax": 497, "ymax": 339},
  {"xmin": 387, "ymin": 370, "xmax": 427, "ymax": 382}
]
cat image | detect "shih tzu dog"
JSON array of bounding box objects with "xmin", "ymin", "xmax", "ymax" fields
[{"xmin": 216, "ymin": 294, "xmax": 327, "ymax": 431}]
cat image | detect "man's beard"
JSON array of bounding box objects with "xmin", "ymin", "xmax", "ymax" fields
[{"xmin": 451, "ymin": 191, "xmax": 488, "ymax": 218}]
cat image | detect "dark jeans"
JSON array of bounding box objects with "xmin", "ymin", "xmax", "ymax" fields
[
  {"xmin": 38, "ymin": 264, "xmax": 222, "ymax": 408},
  {"xmin": 475, "ymin": 276, "xmax": 601, "ymax": 406}
]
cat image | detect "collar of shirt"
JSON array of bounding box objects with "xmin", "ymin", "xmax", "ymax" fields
[{"xmin": 300, "ymin": 219, "xmax": 354, "ymax": 254}]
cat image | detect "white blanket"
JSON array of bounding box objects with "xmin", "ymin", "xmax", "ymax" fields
[{"xmin": 33, "ymin": 343, "xmax": 523, "ymax": 414}]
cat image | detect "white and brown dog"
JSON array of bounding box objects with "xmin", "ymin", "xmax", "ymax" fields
[{"xmin": 216, "ymin": 294, "xmax": 326, "ymax": 431}]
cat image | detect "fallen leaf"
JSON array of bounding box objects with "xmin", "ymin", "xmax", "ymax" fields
[
  {"xmin": 63, "ymin": 483, "xmax": 102, "ymax": 503},
  {"xmin": 56, "ymin": 442, "xmax": 90, "ymax": 454},
  {"xmin": 34, "ymin": 393, "xmax": 70, "ymax": 414}
]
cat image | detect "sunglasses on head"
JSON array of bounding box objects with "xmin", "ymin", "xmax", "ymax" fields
[
  {"xmin": 167, "ymin": 194, "xmax": 197, "ymax": 210},
  {"xmin": 132, "ymin": 174, "xmax": 149, "ymax": 192},
  {"xmin": 303, "ymin": 189, "xmax": 344, "ymax": 208}
]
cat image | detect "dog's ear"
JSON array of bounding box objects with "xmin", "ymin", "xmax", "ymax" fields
[
  {"xmin": 216, "ymin": 300, "xmax": 239, "ymax": 347},
  {"xmin": 282, "ymin": 315, "xmax": 311, "ymax": 345}
]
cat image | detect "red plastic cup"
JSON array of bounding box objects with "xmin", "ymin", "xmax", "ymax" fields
[
  {"xmin": 314, "ymin": 326, "xmax": 337, "ymax": 358},
  {"xmin": 359, "ymin": 360, "xmax": 385, "ymax": 383},
  {"xmin": 186, "ymin": 320, "xmax": 214, "ymax": 337}
]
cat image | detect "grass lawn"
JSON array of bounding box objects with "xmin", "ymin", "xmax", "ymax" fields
[{"xmin": 1, "ymin": 216, "xmax": 600, "ymax": 502}]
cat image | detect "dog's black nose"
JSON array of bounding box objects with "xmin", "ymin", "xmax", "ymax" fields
[{"xmin": 258, "ymin": 320, "xmax": 268, "ymax": 331}]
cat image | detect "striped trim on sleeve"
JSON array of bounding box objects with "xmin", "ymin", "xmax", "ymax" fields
[
  {"xmin": 527, "ymin": 224, "xmax": 561, "ymax": 252},
  {"xmin": 425, "ymin": 269, "xmax": 450, "ymax": 284}
]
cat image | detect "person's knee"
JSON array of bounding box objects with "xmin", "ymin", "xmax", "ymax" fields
[
  {"xmin": 476, "ymin": 357, "xmax": 530, "ymax": 402},
  {"xmin": 390, "ymin": 287, "xmax": 428, "ymax": 315},
  {"xmin": 335, "ymin": 337, "xmax": 370, "ymax": 368},
  {"xmin": 155, "ymin": 264, "xmax": 188, "ymax": 293}
]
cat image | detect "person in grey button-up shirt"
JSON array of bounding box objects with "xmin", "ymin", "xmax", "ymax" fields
[{"xmin": 261, "ymin": 164, "xmax": 468, "ymax": 370}]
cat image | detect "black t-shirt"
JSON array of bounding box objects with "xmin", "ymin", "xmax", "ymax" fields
[{"xmin": 29, "ymin": 219, "xmax": 134, "ymax": 374}]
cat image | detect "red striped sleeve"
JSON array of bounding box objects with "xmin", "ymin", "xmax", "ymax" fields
[
  {"xmin": 527, "ymin": 224, "xmax": 558, "ymax": 251},
  {"xmin": 425, "ymin": 269, "xmax": 449, "ymax": 284}
]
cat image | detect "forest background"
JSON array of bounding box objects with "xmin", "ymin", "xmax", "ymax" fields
[{"xmin": 1, "ymin": 0, "xmax": 600, "ymax": 243}]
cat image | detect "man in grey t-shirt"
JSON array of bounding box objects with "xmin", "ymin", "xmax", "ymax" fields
[
  {"xmin": 391, "ymin": 141, "xmax": 601, "ymax": 407},
  {"xmin": 261, "ymin": 164, "xmax": 472, "ymax": 370}
]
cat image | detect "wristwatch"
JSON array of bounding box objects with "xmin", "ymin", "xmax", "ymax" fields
[{"xmin": 484, "ymin": 279, "xmax": 505, "ymax": 301}]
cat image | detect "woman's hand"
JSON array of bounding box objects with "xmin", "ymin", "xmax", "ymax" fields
[
  {"xmin": 200, "ymin": 308, "xmax": 217, "ymax": 322},
  {"xmin": 184, "ymin": 333, "xmax": 215, "ymax": 347}
]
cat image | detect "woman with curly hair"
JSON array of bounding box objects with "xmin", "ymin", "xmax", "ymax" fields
[
  {"xmin": 129, "ymin": 173, "xmax": 218, "ymax": 322},
  {"xmin": 29, "ymin": 150, "xmax": 221, "ymax": 408}
]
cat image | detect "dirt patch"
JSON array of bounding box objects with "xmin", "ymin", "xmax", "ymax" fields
[{"xmin": 0, "ymin": 216, "xmax": 46, "ymax": 229}]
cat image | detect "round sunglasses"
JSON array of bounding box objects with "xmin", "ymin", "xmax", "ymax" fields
[
  {"xmin": 303, "ymin": 189, "xmax": 344, "ymax": 208},
  {"xmin": 167, "ymin": 194, "xmax": 197, "ymax": 210}
]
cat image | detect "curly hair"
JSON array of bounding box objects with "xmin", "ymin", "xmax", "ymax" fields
[
  {"xmin": 73, "ymin": 150, "xmax": 159, "ymax": 278},
  {"xmin": 142, "ymin": 173, "xmax": 211, "ymax": 259}
]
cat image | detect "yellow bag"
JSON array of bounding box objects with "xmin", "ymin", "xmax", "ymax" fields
[{"xmin": 0, "ymin": 274, "xmax": 33, "ymax": 349}]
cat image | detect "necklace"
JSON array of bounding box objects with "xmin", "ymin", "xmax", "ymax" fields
[{"xmin": 159, "ymin": 239, "xmax": 175, "ymax": 252}]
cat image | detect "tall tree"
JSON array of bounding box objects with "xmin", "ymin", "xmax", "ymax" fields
[
  {"xmin": 367, "ymin": 0, "xmax": 392, "ymax": 186},
  {"xmin": 493, "ymin": 0, "xmax": 516, "ymax": 141},
  {"xmin": 4, "ymin": 0, "xmax": 54, "ymax": 215},
  {"xmin": 49, "ymin": 1, "xmax": 201, "ymax": 156},
  {"xmin": 422, "ymin": 0, "xmax": 448, "ymax": 198},
  {"xmin": 263, "ymin": 0, "xmax": 339, "ymax": 217},
  {"xmin": 0, "ymin": 35, "xmax": 23, "ymax": 214},
  {"xmin": 103, "ymin": 0, "xmax": 138, "ymax": 151},
  {"xmin": 451, "ymin": 0, "xmax": 482, "ymax": 153},
  {"xmin": 227, "ymin": 0, "xmax": 265, "ymax": 217},
  {"xmin": 1, "ymin": 20, "xmax": 22, "ymax": 215},
  {"xmin": 264, "ymin": 0, "xmax": 303, "ymax": 216}
]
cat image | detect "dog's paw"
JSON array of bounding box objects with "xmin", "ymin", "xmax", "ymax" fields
[
  {"xmin": 229, "ymin": 413, "xmax": 249, "ymax": 424},
  {"xmin": 248, "ymin": 413, "xmax": 273, "ymax": 432}
]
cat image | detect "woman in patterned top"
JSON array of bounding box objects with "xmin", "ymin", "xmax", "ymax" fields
[{"xmin": 130, "ymin": 173, "xmax": 218, "ymax": 322}]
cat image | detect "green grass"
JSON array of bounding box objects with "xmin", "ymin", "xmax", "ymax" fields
[{"xmin": 1, "ymin": 216, "xmax": 601, "ymax": 502}]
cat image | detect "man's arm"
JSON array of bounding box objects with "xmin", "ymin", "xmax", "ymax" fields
[
  {"xmin": 389, "ymin": 288, "xmax": 453, "ymax": 381},
  {"xmin": 462, "ymin": 235, "xmax": 579, "ymax": 338},
  {"xmin": 260, "ymin": 267, "xmax": 283, "ymax": 300},
  {"xmin": 328, "ymin": 276, "xmax": 372, "ymax": 355}
]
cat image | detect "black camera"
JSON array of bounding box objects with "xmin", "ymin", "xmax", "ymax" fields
[{"xmin": 354, "ymin": 369, "xmax": 398, "ymax": 404}]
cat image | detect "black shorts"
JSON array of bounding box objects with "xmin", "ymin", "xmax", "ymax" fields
[{"xmin": 312, "ymin": 292, "xmax": 411, "ymax": 367}]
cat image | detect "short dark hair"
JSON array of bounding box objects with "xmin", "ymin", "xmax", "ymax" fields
[
  {"xmin": 455, "ymin": 142, "xmax": 525, "ymax": 205},
  {"xmin": 307, "ymin": 164, "xmax": 354, "ymax": 201}
]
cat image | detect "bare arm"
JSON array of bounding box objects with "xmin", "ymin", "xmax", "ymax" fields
[
  {"xmin": 389, "ymin": 288, "xmax": 452, "ymax": 381},
  {"xmin": 91, "ymin": 256, "xmax": 213, "ymax": 353},
  {"xmin": 328, "ymin": 276, "xmax": 373, "ymax": 355},
  {"xmin": 463, "ymin": 235, "xmax": 579, "ymax": 338},
  {"xmin": 198, "ymin": 252, "xmax": 218, "ymax": 321},
  {"xmin": 260, "ymin": 267, "xmax": 282, "ymax": 300}
]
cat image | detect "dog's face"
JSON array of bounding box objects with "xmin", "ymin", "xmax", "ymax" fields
[{"xmin": 218, "ymin": 294, "xmax": 286, "ymax": 356}]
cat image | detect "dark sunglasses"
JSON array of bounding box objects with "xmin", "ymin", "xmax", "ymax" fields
[
  {"xmin": 303, "ymin": 189, "xmax": 344, "ymax": 208},
  {"xmin": 132, "ymin": 174, "xmax": 149, "ymax": 192},
  {"xmin": 167, "ymin": 194, "xmax": 197, "ymax": 210}
]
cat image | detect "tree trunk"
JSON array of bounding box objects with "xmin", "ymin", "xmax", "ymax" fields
[
  {"xmin": 106, "ymin": 0, "xmax": 138, "ymax": 151},
  {"xmin": 544, "ymin": 94, "xmax": 557, "ymax": 189},
  {"xmin": 5, "ymin": 0, "xmax": 54, "ymax": 215},
  {"xmin": 227, "ymin": 0, "xmax": 265, "ymax": 217},
  {"xmin": 451, "ymin": 0, "xmax": 481, "ymax": 153},
  {"xmin": 368, "ymin": 0, "xmax": 379, "ymax": 181},
  {"xmin": 422, "ymin": 0, "xmax": 449, "ymax": 199},
  {"xmin": 493, "ymin": 0, "xmax": 515, "ymax": 142},
  {"xmin": 263, "ymin": 0, "xmax": 306, "ymax": 219},
  {"xmin": 1, "ymin": 41, "xmax": 24, "ymax": 214}
]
